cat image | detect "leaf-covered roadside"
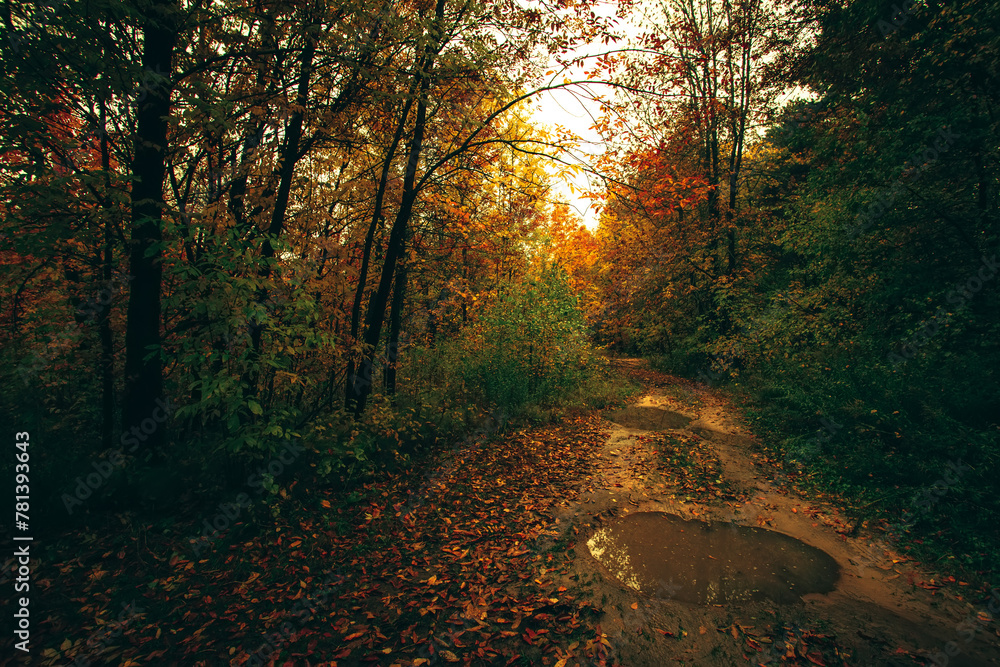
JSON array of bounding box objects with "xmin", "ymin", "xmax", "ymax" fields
[{"xmin": 36, "ymin": 414, "xmax": 620, "ymax": 666}]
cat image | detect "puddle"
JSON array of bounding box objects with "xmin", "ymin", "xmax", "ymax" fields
[
  {"xmin": 607, "ymin": 406, "xmax": 691, "ymax": 431},
  {"xmin": 587, "ymin": 512, "xmax": 840, "ymax": 605}
]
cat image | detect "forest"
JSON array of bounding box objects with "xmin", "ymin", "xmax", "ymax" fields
[{"xmin": 1, "ymin": 0, "xmax": 998, "ymax": 664}]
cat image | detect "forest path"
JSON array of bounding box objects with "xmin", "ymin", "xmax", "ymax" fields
[
  {"xmin": 35, "ymin": 358, "xmax": 1000, "ymax": 667},
  {"xmin": 556, "ymin": 357, "xmax": 1000, "ymax": 666}
]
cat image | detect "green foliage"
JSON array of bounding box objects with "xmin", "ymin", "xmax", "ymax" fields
[
  {"xmin": 290, "ymin": 266, "xmax": 627, "ymax": 487},
  {"xmin": 470, "ymin": 265, "xmax": 594, "ymax": 408},
  {"xmin": 611, "ymin": 0, "xmax": 1000, "ymax": 577},
  {"xmin": 302, "ymin": 392, "xmax": 487, "ymax": 485},
  {"xmin": 165, "ymin": 229, "xmax": 336, "ymax": 460},
  {"xmin": 399, "ymin": 263, "xmax": 631, "ymax": 425},
  {"xmin": 452, "ymin": 264, "xmax": 601, "ymax": 412}
]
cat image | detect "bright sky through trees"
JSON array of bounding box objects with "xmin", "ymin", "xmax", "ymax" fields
[{"xmin": 532, "ymin": 0, "xmax": 637, "ymax": 229}]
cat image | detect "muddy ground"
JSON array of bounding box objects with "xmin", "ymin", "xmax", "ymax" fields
[{"xmin": 548, "ymin": 358, "xmax": 1000, "ymax": 666}]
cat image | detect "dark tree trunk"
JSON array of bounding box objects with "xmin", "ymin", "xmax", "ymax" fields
[
  {"xmin": 344, "ymin": 88, "xmax": 418, "ymax": 410},
  {"xmin": 461, "ymin": 246, "xmax": 468, "ymax": 323},
  {"xmin": 385, "ymin": 240, "xmax": 408, "ymax": 397},
  {"xmin": 245, "ymin": 35, "xmax": 316, "ymax": 396},
  {"xmin": 122, "ymin": 0, "xmax": 177, "ymax": 461},
  {"xmin": 98, "ymin": 98, "xmax": 115, "ymax": 452},
  {"xmin": 351, "ymin": 166, "xmax": 422, "ymax": 416},
  {"xmin": 349, "ymin": 0, "xmax": 446, "ymax": 416},
  {"xmin": 228, "ymin": 12, "xmax": 278, "ymax": 235}
]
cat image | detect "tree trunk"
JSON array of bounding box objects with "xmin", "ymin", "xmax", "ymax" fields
[
  {"xmin": 344, "ymin": 88, "xmax": 418, "ymax": 409},
  {"xmin": 228, "ymin": 11, "xmax": 278, "ymax": 234},
  {"xmin": 122, "ymin": 0, "xmax": 177, "ymax": 461},
  {"xmin": 245, "ymin": 35, "xmax": 316, "ymax": 396},
  {"xmin": 98, "ymin": 97, "xmax": 115, "ymax": 452},
  {"xmin": 349, "ymin": 0, "xmax": 446, "ymax": 416},
  {"xmin": 350, "ymin": 145, "xmax": 424, "ymax": 415},
  {"xmin": 385, "ymin": 239, "xmax": 408, "ymax": 397}
]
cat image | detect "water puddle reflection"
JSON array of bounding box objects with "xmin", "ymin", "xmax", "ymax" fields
[{"xmin": 587, "ymin": 512, "xmax": 839, "ymax": 604}]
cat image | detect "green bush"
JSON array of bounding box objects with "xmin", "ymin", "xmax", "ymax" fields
[
  {"xmin": 455, "ymin": 263, "xmax": 599, "ymax": 411},
  {"xmin": 400, "ymin": 263, "xmax": 630, "ymax": 422}
]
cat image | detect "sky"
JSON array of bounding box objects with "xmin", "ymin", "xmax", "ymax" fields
[
  {"xmin": 531, "ymin": 80, "xmax": 606, "ymax": 230},
  {"xmin": 529, "ymin": 0, "xmax": 643, "ymax": 230},
  {"xmin": 526, "ymin": 0, "xmax": 809, "ymax": 231}
]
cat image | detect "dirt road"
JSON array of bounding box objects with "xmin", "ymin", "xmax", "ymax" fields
[{"xmin": 551, "ymin": 358, "xmax": 1000, "ymax": 666}]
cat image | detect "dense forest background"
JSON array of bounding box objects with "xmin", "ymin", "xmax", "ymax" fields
[
  {"xmin": 2, "ymin": 0, "xmax": 998, "ymax": 607},
  {"xmin": 567, "ymin": 0, "xmax": 1000, "ymax": 575},
  {"xmin": 1, "ymin": 0, "xmax": 622, "ymax": 522}
]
